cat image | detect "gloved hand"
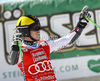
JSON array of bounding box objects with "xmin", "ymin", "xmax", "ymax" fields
[
  {"xmin": 79, "ymin": 11, "xmax": 91, "ymax": 23},
  {"xmin": 11, "ymin": 28, "xmax": 23, "ymax": 51},
  {"xmin": 78, "ymin": 6, "xmax": 91, "ymax": 29}
]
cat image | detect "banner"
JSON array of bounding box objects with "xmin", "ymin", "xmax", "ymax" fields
[
  {"xmin": 51, "ymin": 55, "xmax": 100, "ymax": 80},
  {"xmin": 1, "ymin": 55, "xmax": 100, "ymax": 81},
  {"xmin": 1, "ymin": 0, "xmax": 100, "ymax": 81}
]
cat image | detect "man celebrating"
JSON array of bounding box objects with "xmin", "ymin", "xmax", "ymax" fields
[{"xmin": 9, "ymin": 7, "xmax": 91, "ymax": 81}]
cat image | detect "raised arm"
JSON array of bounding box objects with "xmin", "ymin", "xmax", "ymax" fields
[{"xmin": 47, "ymin": 8, "xmax": 91, "ymax": 53}]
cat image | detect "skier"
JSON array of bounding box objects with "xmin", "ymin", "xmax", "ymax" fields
[{"xmin": 9, "ymin": 8, "xmax": 91, "ymax": 81}]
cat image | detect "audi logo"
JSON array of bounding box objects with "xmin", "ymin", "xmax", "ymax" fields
[{"xmin": 28, "ymin": 60, "xmax": 52, "ymax": 75}]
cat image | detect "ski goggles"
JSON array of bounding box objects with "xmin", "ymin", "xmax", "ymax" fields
[{"xmin": 30, "ymin": 23, "xmax": 41, "ymax": 31}]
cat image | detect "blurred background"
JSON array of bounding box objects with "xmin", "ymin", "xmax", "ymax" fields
[{"xmin": 0, "ymin": 0, "xmax": 100, "ymax": 81}]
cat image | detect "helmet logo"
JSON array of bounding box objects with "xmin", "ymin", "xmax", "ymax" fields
[{"xmin": 31, "ymin": 15, "xmax": 36, "ymax": 19}]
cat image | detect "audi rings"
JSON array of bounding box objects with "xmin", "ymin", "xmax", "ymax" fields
[{"xmin": 28, "ymin": 60, "xmax": 52, "ymax": 75}]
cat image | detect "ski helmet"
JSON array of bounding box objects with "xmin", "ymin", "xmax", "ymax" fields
[{"xmin": 16, "ymin": 15, "xmax": 41, "ymax": 41}]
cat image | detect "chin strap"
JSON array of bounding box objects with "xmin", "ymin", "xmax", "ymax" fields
[
  {"xmin": 24, "ymin": 34, "xmax": 38, "ymax": 45},
  {"xmin": 29, "ymin": 35, "xmax": 37, "ymax": 41}
]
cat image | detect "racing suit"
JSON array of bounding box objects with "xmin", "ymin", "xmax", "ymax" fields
[{"xmin": 9, "ymin": 21, "xmax": 87, "ymax": 81}]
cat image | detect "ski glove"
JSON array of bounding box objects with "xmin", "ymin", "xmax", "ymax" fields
[
  {"xmin": 78, "ymin": 10, "xmax": 91, "ymax": 29},
  {"xmin": 79, "ymin": 11, "xmax": 91, "ymax": 23},
  {"xmin": 11, "ymin": 28, "xmax": 23, "ymax": 51}
]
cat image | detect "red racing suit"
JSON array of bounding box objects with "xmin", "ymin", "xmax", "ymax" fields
[
  {"xmin": 9, "ymin": 23, "xmax": 86, "ymax": 81},
  {"xmin": 17, "ymin": 40, "xmax": 57, "ymax": 81}
]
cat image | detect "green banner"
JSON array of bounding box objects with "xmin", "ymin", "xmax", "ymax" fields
[{"xmin": 1, "ymin": 0, "xmax": 100, "ymax": 63}]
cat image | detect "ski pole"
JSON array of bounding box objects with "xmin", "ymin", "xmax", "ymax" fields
[
  {"xmin": 84, "ymin": 16, "xmax": 100, "ymax": 29},
  {"xmin": 18, "ymin": 41, "xmax": 26, "ymax": 81},
  {"xmin": 81, "ymin": 5, "xmax": 100, "ymax": 29}
]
